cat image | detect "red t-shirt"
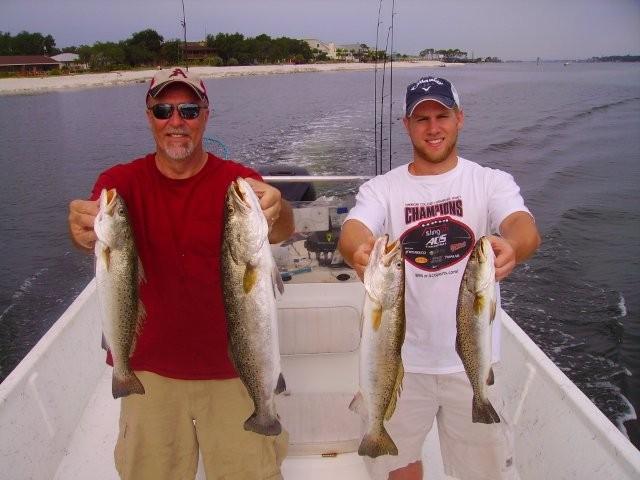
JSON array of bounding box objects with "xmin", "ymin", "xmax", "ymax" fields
[{"xmin": 91, "ymin": 153, "xmax": 261, "ymax": 379}]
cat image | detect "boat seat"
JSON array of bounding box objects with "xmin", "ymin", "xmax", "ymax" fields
[
  {"xmin": 278, "ymin": 305, "xmax": 361, "ymax": 355},
  {"xmin": 276, "ymin": 392, "xmax": 361, "ymax": 456},
  {"xmin": 276, "ymin": 298, "xmax": 363, "ymax": 456}
]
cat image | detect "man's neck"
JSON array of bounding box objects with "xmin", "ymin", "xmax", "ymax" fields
[
  {"xmin": 155, "ymin": 148, "xmax": 208, "ymax": 180},
  {"xmin": 409, "ymin": 154, "xmax": 458, "ymax": 176}
]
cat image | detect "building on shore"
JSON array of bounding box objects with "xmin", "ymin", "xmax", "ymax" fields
[
  {"xmin": 51, "ymin": 53, "xmax": 87, "ymax": 71},
  {"xmin": 303, "ymin": 39, "xmax": 370, "ymax": 62},
  {"xmin": 182, "ymin": 42, "xmax": 216, "ymax": 62},
  {"xmin": 303, "ymin": 39, "xmax": 337, "ymax": 60},
  {"xmin": 0, "ymin": 56, "xmax": 60, "ymax": 73}
]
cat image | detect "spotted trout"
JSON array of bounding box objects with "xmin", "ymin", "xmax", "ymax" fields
[
  {"xmin": 221, "ymin": 177, "xmax": 286, "ymax": 436},
  {"xmin": 349, "ymin": 235, "xmax": 405, "ymax": 458},
  {"xmin": 94, "ymin": 188, "xmax": 145, "ymax": 399},
  {"xmin": 456, "ymin": 236, "xmax": 500, "ymax": 424}
]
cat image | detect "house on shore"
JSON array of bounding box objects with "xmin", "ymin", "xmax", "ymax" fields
[
  {"xmin": 303, "ymin": 39, "xmax": 337, "ymax": 60},
  {"xmin": 182, "ymin": 42, "xmax": 216, "ymax": 62},
  {"xmin": 50, "ymin": 53, "xmax": 86, "ymax": 70},
  {"xmin": 0, "ymin": 55, "xmax": 60, "ymax": 73}
]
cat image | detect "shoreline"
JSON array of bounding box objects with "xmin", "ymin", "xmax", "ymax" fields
[{"xmin": 0, "ymin": 61, "xmax": 460, "ymax": 96}]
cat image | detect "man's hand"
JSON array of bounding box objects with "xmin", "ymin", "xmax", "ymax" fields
[
  {"xmin": 488, "ymin": 235, "xmax": 516, "ymax": 281},
  {"xmin": 244, "ymin": 177, "xmax": 282, "ymax": 228},
  {"xmin": 351, "ymin": 237, "xmax": 376, "ymax": 281},
  {"xmin": 244, "ymin": 177, "xmax": 295, "ymax": 243},
  {"xmin": 68, "ymin": 199, "xmax": 99, "ymax": 253}
]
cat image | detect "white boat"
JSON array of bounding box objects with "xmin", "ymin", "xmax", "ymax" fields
[{"xmin": 1, "ymin": 190, "xmax": 639, "ymax": 480}]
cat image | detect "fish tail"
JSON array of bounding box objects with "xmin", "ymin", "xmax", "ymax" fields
[
  {"xmin": 244, "ymin": 411, "xmax": 282, "ymax": 436},
  {"xmin": 358, "ymin": 427, "xmax": 398, "ymax": 458},
  {"xmin": 112, "ymin": 370, "xmax": 145, "ymax": 399},
  {"xmin": 472, "ymin": 395, "xmax": 500, "ymax": 424}
]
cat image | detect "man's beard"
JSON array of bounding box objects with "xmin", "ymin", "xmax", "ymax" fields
[
  {"xmin": 159, "ymin": 129, "xmax": 195, "ymax": 161},
  {"xmin": 413, "ymin": 132, "xmax": 457, "ymax": 165},
  {"xmin": 162, "ymin": 142, "xmax": 195, "ymax": 161}
]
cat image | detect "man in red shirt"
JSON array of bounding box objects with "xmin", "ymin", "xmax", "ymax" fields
[{"xmin": 68, "ymin": 68, "xmax": 293, "ymax": 480}]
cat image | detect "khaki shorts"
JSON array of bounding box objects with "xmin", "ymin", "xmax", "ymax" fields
[
  {"xmin": 364, "ymin": 369, "xmax": 516, "ymax": 480},
  {"xmin": 114, "ymin": 371, "xmax": 288, "ymax": 480}
]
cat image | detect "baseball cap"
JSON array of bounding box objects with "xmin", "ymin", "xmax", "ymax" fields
[
  {"xmin": 404, "ymin": 76, "xmax": 460, "ymax": 116},
  {"xmin": 147, "ymin": 67, "xmax": 209, "ymax": 104}
]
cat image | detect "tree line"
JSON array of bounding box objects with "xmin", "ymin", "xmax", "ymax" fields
[{"xmin": 0, "ymin": 29, "xmax": 326, "ymax": 70}]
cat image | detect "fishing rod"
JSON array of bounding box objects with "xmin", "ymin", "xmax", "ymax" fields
[
  {"xmin": 374, "ymin": 0, "xmax": 384, "ymax": 176},
  {"xmin": 180, "ymin": 0, "xmax": 188, "ymax": 71},
  {"xmin": 389, "ymin": 0, "xmax": 395, "ymax": 173},
  {"xmin": 379, "ymin": 25, "xmax": 391, "ymax": 177}
]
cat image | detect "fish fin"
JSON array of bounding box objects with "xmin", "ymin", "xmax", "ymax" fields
[
  {"xmin": 137, "ymin": 257, "xmax": 146, "ymax": 284},
  {"xmin": 384, "ymin": 361, "xmax": 404, "ymax": 421},
  {"xmin": 487, "ymin": 367, "xmax": 495, "ymax": 386},
  {"xmin": 473, "ymin": 293, "xmax": 485, "ymax": 315},
  {"xmin": 348, "ymin": 391, "xmax": 367, "ymax": 417},
  {"xmin": 243, "ymin": 265, "xmax": 258, "ymax": 293},
  {"xmin": 272, "ymin": 263, "xmax": 284, "ymax": 296},
  {"xmin": 371, "ymin": 305, "xmax": 383, "ymax": 331},
  {"xmin": 244, "ymin": 412, "xmax": 282, "ymax": 436},
  {"xmin": 101, "ymin": 333, "xmax": 109, "ymax": 351},
  {"xmin": 129, "ymin": 300, "xmax": 146, "ymax": 356},
  {"xmin": 112, "ymin": 370, "xmax": 145, "ymax": 399},
  {"xmin": 102, "ymin": 246, "xmax": 111, "ymax": 271},
  {"xmin": 489, "ymin": 298, "xmax": 497, "ymax": 323},
  {"xmin": 472, "ymin": 396, "xmax": 500, "ymax": 424},
  {"xmin": 274, "ymin": 372, "xmax": 286, "ymax": 395},
  {"xmin": 358, "ymin": 428, "xmax": 398, "ymax": 458}
]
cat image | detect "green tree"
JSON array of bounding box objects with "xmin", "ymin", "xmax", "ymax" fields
[
  {"xmin": 161, "ymin": 39, "xmax": 183, "ymax": 65},
  {"xmin": 9, "ymin": 30, "xmax": 57, "ymax": 55}
]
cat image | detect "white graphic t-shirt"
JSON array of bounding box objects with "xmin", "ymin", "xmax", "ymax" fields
[{"xmin": 346, "ymin": 157, "xmax": 532, "ymax": 374}]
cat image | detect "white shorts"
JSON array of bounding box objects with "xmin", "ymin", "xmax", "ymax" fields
[{"xmin": 364, "ymin": 369, "xmax": 517, "ymax": 480}]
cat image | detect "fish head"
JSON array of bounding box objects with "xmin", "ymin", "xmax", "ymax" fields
[
  {"xmin": 473, "ymin": 236, "xmax": 496, "ymax": 291},
  {"xmin": 364, "ymin": 235, "xmax": 404, "ymax": 307},
  {"xmin": 94, "ymin": 188, "xmax": 132, "ymax": 248},
  {"xmin": 224, "ymin": 178, "xmax": 268, "ymax": 260}
]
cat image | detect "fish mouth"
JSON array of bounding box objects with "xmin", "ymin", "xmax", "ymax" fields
[
  {"xmin": 100, "ymin": 188, "xmax": 118, "ymax": 216},
  {"xmin": 477, "ymin": 237, "xmax": 490, "ymax": 263},
  {"xmin": 228, "ymin": 178, "xmax": 255, "ymax": 215},
  {"xmin": 371, "ymin": 235, "xmax": 401, "ymax": 267},
  {"xmin": 382, "ymin": 239, "xmax": 401, "ymax": 266}
]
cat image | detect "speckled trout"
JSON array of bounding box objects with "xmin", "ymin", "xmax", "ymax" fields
[
  {"xmin": 456, "ymin": 236, "xmax": 501, "ymax": 424},
  {"xmin": 349, "ymin": 235, "xmax": 405, "ymax": 458},
  {"xmin": 222, "ymin": 177, "xmax": 285, "ymax": 436},
  {"xmin": 94, "ymin": 188, "xmax": 145, "ymax": 399}
]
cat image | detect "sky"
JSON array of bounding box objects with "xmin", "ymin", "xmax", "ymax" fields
[{"xmin": 1, "ymin": 0, "xmax": 639, "ymax": 61}]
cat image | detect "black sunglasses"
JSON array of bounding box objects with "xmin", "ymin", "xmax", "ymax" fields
[{"xmin": 148, "ymin": 103, "xmax": 204, "ymax": 120}]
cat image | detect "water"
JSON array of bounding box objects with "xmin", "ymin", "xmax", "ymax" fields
[{"xmin": 0, "ymin": 62, "xmax": 638, "ymax": 448}]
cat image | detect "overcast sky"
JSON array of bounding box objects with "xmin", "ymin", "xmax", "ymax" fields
[{"xmin": 2, "ymin": 0, "xmax": 639, "ymax": 60}]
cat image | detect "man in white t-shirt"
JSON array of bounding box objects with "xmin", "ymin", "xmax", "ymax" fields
[{"xmin": 338, "ymin": 76, "xmax": 541, "ymax": 480}]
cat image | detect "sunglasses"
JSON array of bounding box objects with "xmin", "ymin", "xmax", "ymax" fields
[{"xmin": 148, "ymin": 103, "xmax": 204, "ymax": 120}]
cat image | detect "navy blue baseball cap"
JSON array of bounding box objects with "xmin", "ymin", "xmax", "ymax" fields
[{"xmin": 404, "ymin": 76, "xmax": 461, "ymax": 116}]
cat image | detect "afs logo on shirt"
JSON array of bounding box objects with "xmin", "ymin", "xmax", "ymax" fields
[{"xmin": 400, "ymin": 216, "xmax": 474, "ymax": 271}]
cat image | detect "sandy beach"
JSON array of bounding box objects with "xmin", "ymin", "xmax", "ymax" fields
[{"xmin": 0, "ymin": 61, "xmax": 459, "ymax": 96}]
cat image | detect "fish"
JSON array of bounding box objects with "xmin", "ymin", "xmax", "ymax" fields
[
  {"xmin": 221, "ymin": 177, "xmax": 286, "ymax": 436},
  {"xmin": 455, "ymin": 236, "xmax": 501, "ymax": 424},
  {"xmin": 94, "ymin": 188, "xmax": 146, "ymax": 399},
  {"xmin": 349, "ymin": 235, "xmax": 405, "ymax": 458}
]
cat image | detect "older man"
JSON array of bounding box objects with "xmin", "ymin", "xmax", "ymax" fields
[{"xmin": 68, "ymin": 68, "xmax": 292, "ymax": 480}]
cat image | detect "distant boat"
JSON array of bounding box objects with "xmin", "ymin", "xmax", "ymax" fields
[{"xmin": 564, "ymin": 62, "xmax": 571, "ymax": 66}]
